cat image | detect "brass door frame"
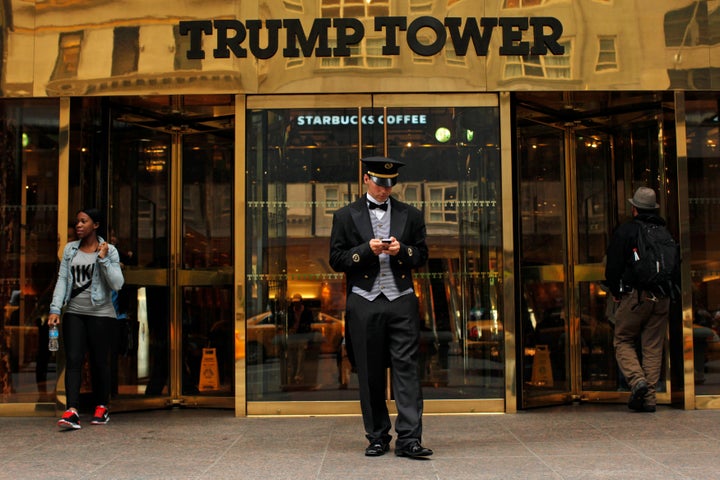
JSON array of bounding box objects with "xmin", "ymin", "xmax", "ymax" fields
[
  {"xmin": 519, "ymin": 115, "xmax": 620, "ymax": 408},
  {"xmin": 243, "ymin": 93, "xmax": 506, "ymax": 416},
  {"xmin": 109, "ymin": 96, "xmax": 236, "ymax": 411},
  {"xmin": 174, "ymin": 124, "xmax": 236, "ymax": 409},
  {"xmin": 517, "ymin": 94, "xmax": 674, "ymax": 409}
]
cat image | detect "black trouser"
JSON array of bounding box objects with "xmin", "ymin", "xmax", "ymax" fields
[
  {"xmin": 346, "ymin": 293, "xmax": 423, "ymax": 448},
  {"xmin": 62, "ymin": 312, "xmax": 114, "ymax": 410}
]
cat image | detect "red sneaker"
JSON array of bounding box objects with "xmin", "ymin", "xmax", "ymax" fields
[
  {"xmin": 57, "ymin": 409, "xmax": 81, "ymax": 430},
  {"xmin": 90, "ymin": 405, "xmax": 109, "ymax": 425}
]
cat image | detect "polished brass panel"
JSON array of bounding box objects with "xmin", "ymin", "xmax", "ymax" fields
[
  {"xmin": 695, "ymin": 396, "xmax": 720, "ymax": 410},
  {"xmin": 177, "ymin": 269, "xmax": 233, "ymax": 286},
  {"xmin": 122, "ymin": 268, "xmax": 168, "ymax": 286},
  {"xmin": 0, "ymin": 403, "xmax": 55, "ymax": 417},
  {"xmin": 169, "ymin": 131, "xmax": 182, "ymax": 401},
  {"xmin": 248, "ymin": 401, "xmax": 361, "ymax": 416},
  {"xmin": 520, "ymin": 265, "xmax": 565, "ymax": 282},
  {"xmin": 235, "ymin": 94, "xmax": 247, "ymax": 416},
  {"xmin": 247, "ymin": 94, "xmax": 372, "ymax": 109},
  {"xmin": 573, "ymin": 264, "xmax": 605, "ymax": 282},
  {"xmin": 247, "ymin": 399, "xmax": 504, "ymax": 416},
  {"xmin": 500, "ymin": 91, "xmax": 516, "ymax": 413},
  {"xmin": 373, "ymin": 94, "xmax": 498, "ymax": 108},
  {"xmin": 57, "ymin": 98, "xmax": 70, "ymax": 249}
]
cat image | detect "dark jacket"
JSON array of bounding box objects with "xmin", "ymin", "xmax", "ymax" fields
[
  {"xmin": 604, "ymin": 213, "xmax": 670, "ymax": 299},
  {"xmin": 329, "ymin": 195, "xmax": 428, "ymax": 294}
]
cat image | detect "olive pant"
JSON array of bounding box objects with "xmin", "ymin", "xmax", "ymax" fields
[{"xmin": 613, "ymin": 290, "xmax": 670, "ymax": 407}]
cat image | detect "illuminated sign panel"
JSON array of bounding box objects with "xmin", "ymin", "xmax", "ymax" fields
[
  {"xmin": 296, "ymin": 114, "xmax": 427, "ymax": 126},
  {"xmin": 179, "ymin": 16, "xmax": 564, "ymax": 60}
]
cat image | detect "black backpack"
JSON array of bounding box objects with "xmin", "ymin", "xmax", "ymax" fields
[{"xmin": 631, "ymin": 220, "xmax": 679, "ymax": 297}]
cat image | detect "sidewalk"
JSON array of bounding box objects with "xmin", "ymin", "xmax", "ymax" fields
[{"xmin": 2, "ymin": 404, "xmax": 719, "ymax": 479}]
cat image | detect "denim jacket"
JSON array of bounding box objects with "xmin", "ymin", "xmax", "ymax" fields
[{"xmin": 49, "ymin": 236, "xmax": 125, "ymax": 315}]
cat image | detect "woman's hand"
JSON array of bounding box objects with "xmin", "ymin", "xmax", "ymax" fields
[
  {"xmin": 98, "ymin": 242, "xmax": 109, "ymax": 259},
  {"xmin": 48, "ymin": 313, "xmax": 61, "ymax": 326}
]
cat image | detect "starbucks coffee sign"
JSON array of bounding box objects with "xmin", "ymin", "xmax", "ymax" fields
[{"xmin": 179, "ymin": 16, "xmax": 564, "ymax": 60}]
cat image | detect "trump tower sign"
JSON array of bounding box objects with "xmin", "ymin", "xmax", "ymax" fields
[{"xmin": 179, "ymin": 16, "xmax": 565, "ymax": 60}]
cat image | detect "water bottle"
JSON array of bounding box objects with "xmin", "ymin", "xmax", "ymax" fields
[{"xmin": 48, "ymin": 324, "xmax": 59, "ymax": 352}]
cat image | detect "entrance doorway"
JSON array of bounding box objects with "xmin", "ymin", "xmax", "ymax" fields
[
  {"xmin": 245, "ymin": 94, "xmax": 506, "ymax": 414},
  {"xmin": 104, "ymin": 95, "xmax": 236, "ymax": 409},
  {"xmin": 515, "ymin": 92, "xmax": 677, "ymax": 408}
]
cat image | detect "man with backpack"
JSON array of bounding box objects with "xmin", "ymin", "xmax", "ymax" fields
[{"xmin": 605, "ymin": 187, "xmax": 679, "ymax": 413}]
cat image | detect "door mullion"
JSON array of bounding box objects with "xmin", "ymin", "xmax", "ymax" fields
[{"xmin": 169, "ymin": 131, "xmax": 183, "ymax": 403}]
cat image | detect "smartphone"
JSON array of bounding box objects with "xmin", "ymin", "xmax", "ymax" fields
[{"xmin": 381, "ymin": 238, "xmax": 392, "ymax": 244}]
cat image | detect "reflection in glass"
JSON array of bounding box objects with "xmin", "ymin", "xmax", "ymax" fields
[
  {"xmin": 246, "ymin": 104, "xmax": 502, "ymax": 402},
  {"xmin": 180, "ymin": 131, "xmax": 234, "ymax": 396},
  {"xmin": 578, "ymin": 282, "xmax": 616, "ymax": 390},
  {"xmin": 516, "ymin": 116, "xmax": 570, "ymax": 398},
  {"xmin": 107, "ymin": 100, "xmax": 172, "ymax": 398},
  {"xmin": 182, "ymin": 135, "xmax": 233, "ymax": 269},
  {"xmin": 181, "ymin": 287, "xmax": 234, "ymax": 395},
  {"xmin": 0, "ymin": 99, "xmax": 60, "ymax": 403},
  {"xmin": 686, "ymin": 93, "xmax": 720, "ymax": 394},
  {"xmin": 516, "ymin": 91, "xmax": 675, "ymax": 404}
]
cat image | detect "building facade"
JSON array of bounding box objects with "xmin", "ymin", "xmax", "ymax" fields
[{"xmin": 0, "ymin": 0, "xmax": 718, "ymax": 417}]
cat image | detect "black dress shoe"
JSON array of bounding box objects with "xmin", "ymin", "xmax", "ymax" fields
[
  {"xmin": 365, "ymin": 441, "xmax": 389, "ymax": 457},
  {"xmin": 628, "ymin": 380, "xmax": 648, "ymax": 411},
  {"xmin": 395, "ymin": 441, "xmax": 433, "ymax": 458}
]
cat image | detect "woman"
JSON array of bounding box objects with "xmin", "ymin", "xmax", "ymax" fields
[{"xmin": 48, "ymin": 208, "xmax": 124, "ymax": 430}]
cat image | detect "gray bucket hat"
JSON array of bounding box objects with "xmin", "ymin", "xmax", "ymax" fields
[{"xmin": 628, "ymin": 187, "xmax": 659, "ymax": 209}]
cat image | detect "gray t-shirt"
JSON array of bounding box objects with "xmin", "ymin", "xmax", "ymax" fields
[{"xmin": 65, "ymin": 249, "xmax": 117, "ymax": 318}]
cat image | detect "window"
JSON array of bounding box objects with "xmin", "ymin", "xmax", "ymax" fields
[
  {"xmin": 52, "ymin": 32, "xmax": 83, "ymax": 80},
  {"xmin": 321, "ymin": 37, "xmax": 393, "ymax": 69},
  {"xmin": 323, "ymin": 186, "xmax": 352, "ymax": 216},
  {"xmin": 504, "ymin": 40, "xmax": 572, "ymax": 79},
  {"xmin": 321, "ymin": 0, "xmax": 390, "ymax": 17},
  {"xmin": 445, "ymin": 37, "xmax": 467, "ymax": 67},
  {"xmin": 112, "ymin": 27, "xmax": 140, "ymax": 76},
  {"xmin": 409, "ymin": 0, "xmax": 433, "ymax": 13},
  {"xmin": 428, "ymin": 185, "xmax": 458, "ymax": 224},
  {"xmin": 596, "ymin": 36, "xmax": 618, "ymax": 71},
  {"xmin": 282, "ymin": 0, "xmax": 303, "ymax": 13},
  {"xmin": 504, "ymin": 0, "xmax": 544, "ymax": 7}
]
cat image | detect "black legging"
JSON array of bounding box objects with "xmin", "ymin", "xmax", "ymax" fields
[{"xmin": 62, "ymin": 312, "xmax": 114, "ymax": 410}]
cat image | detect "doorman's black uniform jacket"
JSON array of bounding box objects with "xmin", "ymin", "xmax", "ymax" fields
[{"xmin": 329, "ymin": 195, "xmax": 428, "ymax": 291}]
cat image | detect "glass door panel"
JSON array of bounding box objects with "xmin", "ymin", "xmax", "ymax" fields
[
  {"xmin": 246, "ymin": 103, "xmax": 365, "ymax": 400},
  {"xmin": 108, "ymin": 95, "xmax": 235, "ymax": 408},
  {"xmin": 109, "ymin": 114, "xmax": 172, "ymax": 403},
  {"xmin": 686, "ymin": 93, "xmax": 720, "ymax": 399},
  {"xmin": 379, "ymin": 104, "xmax": 503, "ymax": 399},
  {"xmin": 179, "ymin": 130, "xmax": 234, "ymax": 403},
  {"xmin": 517, "ymin": 120, "xmax": 571, "ymax": 406},
  {"xmin": 574, "ymin": 129, "xmax": 617, "ymax": 394},
  {"xmin": 0, "ymin": 99, "xmax": 60, "ymax": 405}
]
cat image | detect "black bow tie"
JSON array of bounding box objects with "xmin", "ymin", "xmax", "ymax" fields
[{"xmin": 368, "ymin": 201, "xmax": 388, "ymax": 211}]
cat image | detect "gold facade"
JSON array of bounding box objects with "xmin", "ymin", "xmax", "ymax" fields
[
  {"xmin": 0, "ymin": 1, "xmax": 719, "ymax": 418},
  {"xmin": 2, "ymin": 1, "xmax": 719, "ymax": 98}
]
